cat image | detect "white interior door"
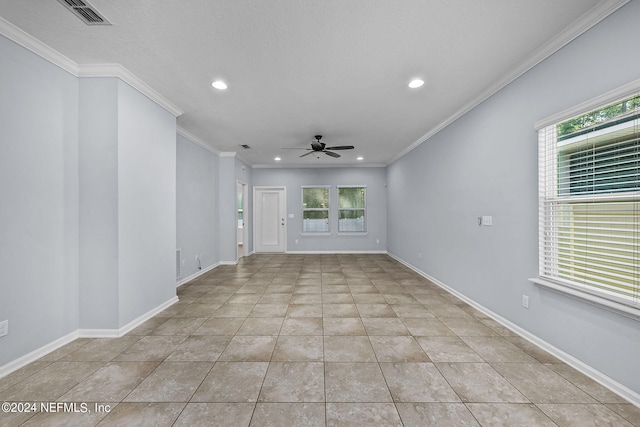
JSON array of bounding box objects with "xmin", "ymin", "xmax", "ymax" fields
[{"xmin": 254, "ymin": 187, "xmax": 285, "ymax": 253}]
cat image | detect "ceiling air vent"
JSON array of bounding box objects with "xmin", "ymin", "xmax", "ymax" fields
[
  {"xmin": 240, "ymin": 145, "xmax": 251, "ymax": 149},
  {"xmin": 57, "ymin": 0, "xmax": 111, "ymax": 25}
]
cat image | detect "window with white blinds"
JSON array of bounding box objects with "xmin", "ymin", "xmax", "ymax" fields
[{"xmin": 537, "ymin": 92, "xmax": 640, "ymax": 310}]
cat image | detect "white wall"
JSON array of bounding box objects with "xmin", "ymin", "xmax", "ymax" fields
[
  {"xmin": 252, "ymin": 167, "xmax": 387, "ymax": 252},
  {"xmin": 387, "ymin": 1, "xmax": 640, "ymax": 395},
  {"xmin": 176, "ymin": 134, "xmax": 219, "ymax": 279},
  {"xmin": 0, "ymin": 35, "xmax": 80, "ymax": 364}
]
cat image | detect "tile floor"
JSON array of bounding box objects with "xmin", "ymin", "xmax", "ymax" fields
[{"xmin": 1, "ymin": 254, "xmax": 639, "ymax": 426}]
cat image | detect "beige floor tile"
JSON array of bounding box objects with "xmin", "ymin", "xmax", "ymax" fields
[
  {"xmin": 546, "ymin": 363, "xmax": 629, "ymax": 404},
  {"xmin": 439, "ymin": 318, "xmax": 498, "ymax": 336},
  {"xmin": 113, "ymin": 335, "xmax": 187, "ymax": 361},
  {"xmin": 323, "ymin": 318, "xmax": 366, "ymax": 335},
  {"xmin": 258, "ymin": 362, "xmax": 325, "ymax": 402},
  {"xmin": 272, "ymin": 336, "xmax": 323, "ymax": 361},
  {"xmin": 290, "ymin": 293, "xmax": 323, "ymax": 304},
  {"xmin": 218, "ymin": 336, "xmax": 277, "ymax": 362},
  {"xmin": 325, "ymin": 362, "xmax": 392, "ymax": 402},
  {"xmin": 380, "ymin": 362, "xmax": 459, "ymax": 402},
  {"xmin": 492, "ymin": 362, "xmax": 596, "ymax": 404},
  {"xmin": 251, "ymin": 403, "xmax": 325, "ymax": 427},
  {"xmin": 402, "ymin": 318, "xmax": 454, "ymax": 336},
  {"xmin": 166, "ymin": 335, "xmax": 231, "ymax": 362},
  {"xmin": 125, "ymin": 361, "xmax": 212, "ymax": 402},
  {"xmin": 362, "ymin": 318, "xmax": 410, "ymax": 336},
  {"xmin": 96, "ymin": 402, "xmax": 185, "ymax": 426},
  {"xmin": 150, "ymin": 317, "xmax": 206, "ymax": 336},
  {"xmin": 192, "ymin": 317, "xmax": 244, "ymax": 335},
  {"xmin": 191, "ymin": 362, "xmax": 268, "ymax": 403},
  {"xmin": 369, "ymin": 336, "xmax": 430, "ymax": 362},
  {"xmin": 322, "ymin": 293, "xmax": 354, "ymax": 303},
  {"xmin": 5, "ymin": 254, "xmax": 636, "ymax": 426},
  {"xmin": 286, "ymin": 304, "xmax": 323, "ymax": 318},
  {"xmin": 416, "ymin": 336, "xmax": 483, "ymax": 363},
  {"xmin": 435, "ymin": 362, "xmax": 528, "ymax": 403},
  {"xmin": 174, "ymin": 403, "xmax": 254, "ymax": 426},
  {"xmin": 258, "ymin": 293, "xmax": 292, "ymax": 304},
  {"xmin": 326, "ymin": 403, "xmax": 402, "ymax": 427},
  {"xmin": 355, "ymin": 303, "xmax": 397, "ymax": 318},
  {"xmin": 537, "ymin": 403, "xmax": 636, "ymax": 426},
  {"xmin": 324, "ymin": 336, "xmax": 376, "ymax": 362},
  {"xmin": 60, "ymin": 361, "xmax": 159, "ymax": 402},
  {"xmin": 323, "ymin": 303, "xmax": 359, "ymax": 318},
  {"xmin": 466, "ymin": 403, "xmax": 557, "ymax": 427},
  {"xmin": 460, "ymin": 336, "xmax": 536, "ymax": 363},
  {"xmin": 606, "ymin": 403, "xmax": 640, "ymax": 426},
  {"xmin": 396, "ymin": 402, "xmax": 480, "ymax": 427},
  {"xmin": 60, "ymin": 337, "xmax": 140, "ymax": 362},
  {"xmin": 279, "ymin": 317, "xmax": 323, "ymax": 335},
  {"xmin": 236, "ymin": 318, "xmax": 284, "ymax": 336},
  {"xmin": 21, "ymin": 403, "xmax": 114, "ymax": 426},
  {"xmin": 212, "ymin": 303, "xmax": 255, "ymax": 317},
  {"xmin": 351, "ymin": 293, "xmax": 386, "ymax": 303},
  {"xmin": 1, "ymin": 361, "xmax": 103, "ymax": 401}
]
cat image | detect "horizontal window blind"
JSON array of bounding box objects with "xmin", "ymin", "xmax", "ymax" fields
[{"xmin": 538, "ymin": 94, "xmax": 640, "ymax": 307}]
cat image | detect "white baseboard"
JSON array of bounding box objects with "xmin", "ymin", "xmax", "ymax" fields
[
  {"xmin": 220, "ymin": 260, "xmax": 239, "ymax": 265},
  {"xmin": 0, "ymin": 330, "xmax": 79, "ymax": 379},
  {"xmin": 177, "ymin": 263, "xmax": 219, "ymax": 287},
  {"xmin": 386, "ymin": 251, "xmax": 640, "ymax": 408},
  {"xmin": 78, "ymin": 295, "xmax": 179, "ymax": 338},
  {"xmin": 0, "ymin": 296, "xmax": 179, "ymax": 379}
]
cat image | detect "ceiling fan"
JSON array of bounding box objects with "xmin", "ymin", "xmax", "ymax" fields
[{"xmin": 285, "ymin": 135, "xmax": 354, "ymax": 158}]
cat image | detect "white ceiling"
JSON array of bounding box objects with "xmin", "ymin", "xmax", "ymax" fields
[{"xmin": 0, "ymin": 0, "xmax": 622, "ymax": 167}]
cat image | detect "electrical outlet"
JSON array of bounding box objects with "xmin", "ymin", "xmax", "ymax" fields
[
  {"xmin": 376, "ymin": 239, "xmax": 380, "ymax": 244},
  {"xmin": 295, "ymin": 239, "xmax": 299, "ymax": 244},
  {"xmin": 0, "ymin": 320, "xmax": 8, "ymax": 337},
  {"xmin": 522, "ymin": 295, "xmax": 529, "ymax": 309},
  {"xmin": 418, "ymin": 252, "xmax": 422, "ymax": 259}
]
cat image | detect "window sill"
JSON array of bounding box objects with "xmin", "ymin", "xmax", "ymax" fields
[
  {"xmin": 336, "ymin": 232, "xmax": 368, "ymax": 236},
  {"xmin": 300, "ymin": 232, "xmax": 332, "ymax": 237},
  {"xmin": 529, "ymin": 277, "xmax": 640, "ymax": 320}
]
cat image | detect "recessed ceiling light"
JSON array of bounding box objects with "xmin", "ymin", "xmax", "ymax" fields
[
  {"xmin": 274, "ymin": 157, "xmax": 281, "ymax": 161},
  {"xmin": 211, "ymin": 80, "xmax": 228, "ymax": 90},
  {"xmin": 408, "ymin": 79, "xmax": 424, "ymax": 89},
  {"xmin": 357, "ymin": 156, "xmax": 364, "ymax": 161}
]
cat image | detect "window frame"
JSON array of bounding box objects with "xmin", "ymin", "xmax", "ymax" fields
[
  {"xmin": 532, "ymin": 80, "xmax": 640, "ymax": 319},
  {"xmin": 301, "ymin": 185, "xmax": 331, "ymax": 234},
  {"xmin": 337, "ymin": 185, "xmax": 367, "ymax": 234}
]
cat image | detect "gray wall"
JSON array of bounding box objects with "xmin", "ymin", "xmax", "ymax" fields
[
  {"xmin": 177, "ymin": 134, "xmax": 219, "ymax": 279},
  {"xmin": 1, "ymin": 33, "xmax": 178, "ymax": 366},
  {"xmin": 116, "ymin": 80, "xmax": 177, "ymax": 326},
  {"xmin": 1, "ymin": 35, "xmax": 80, "ymax": 364},
  {"xmin": 252, "ymin": 167, "xmax": 387, "ymax": 252},
  {"xmin": 387, "ymin": 1, "xmax": 640, "ymax": 394}
]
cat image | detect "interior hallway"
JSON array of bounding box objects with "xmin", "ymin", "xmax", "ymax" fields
[{"xmin": 0, "ymin": 254, "xmax": 638, "ymax": 426}]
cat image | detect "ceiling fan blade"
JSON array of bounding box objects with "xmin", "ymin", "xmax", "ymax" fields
[
  {"xmin": 325, "ymin": 145, "xmax": 354, "ymax": 150},
  {"xmin": 300, "ymin": 151, "xmax": 314, "ymax": 158},
  {"xmin": 324, "ymin": 150, "xmax": 340, "ymax": 158}
]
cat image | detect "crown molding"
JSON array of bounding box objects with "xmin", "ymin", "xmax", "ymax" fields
[
  {"xmin": 78, "ymin": 64, "xmax": 183, "ymax": 117},
  {"xmin": 177, "ymin": 127, "xmax": 221, "ymax": 155},
  {"xmin": 219, "ymin": 152, "xmax": 237, "ymax": 158},
  {"xmin": 1, "ymin": 17, "xmax": 183, "ymax": 118},
  {"xmin": 389, "ymin": 0, "xmax": 630, "ymax": 166},
  {"xmin": 0, "ymin": 16, "xmax": 78, "ymax": 75},
  {"xmin": 251, "ymin": 162, "xmax": 387, "ymax": 169}
]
